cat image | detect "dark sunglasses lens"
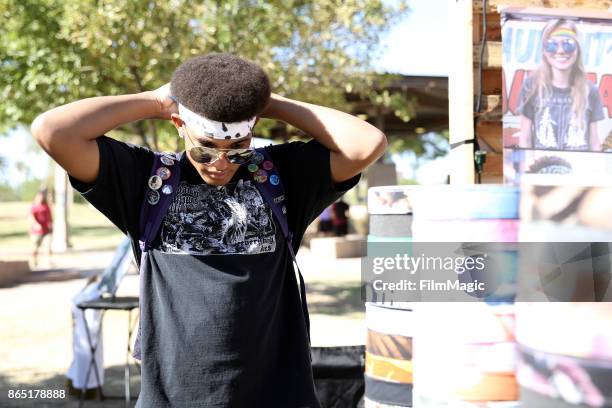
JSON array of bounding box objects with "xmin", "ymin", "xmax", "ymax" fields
[
  {"xmin": 545, "ymin": 39, "xmax": 558, "ymax": 53},
  {"xmin": 562, "ymin": 40, "xmax": 577, "ymax": 53},
  {"xmin": 227, "ymin": 150, "xmax": 253, "ymax": 164},
  {"xmin": 189, "ymin": 148, "xmax": 213, "ymax": 164},
  {"xmin": 545, "ymin": 39, "xmax": 577, "ymax": 54}
]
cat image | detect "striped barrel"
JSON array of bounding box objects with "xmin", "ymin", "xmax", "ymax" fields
[
  {"xmin": 517, "ymin": 184, "xmax": 612, "ymax": 407},
  {"xmin": 364, "ymin": 303, "xmax": 415, "ymax": 408},
  {"xmin": 365, "ymin": 186, "xmax": 419, "ymax": 407},
  {"xmin": 410, "ymin": 185, "xmax": 520, "ymax": 407}
]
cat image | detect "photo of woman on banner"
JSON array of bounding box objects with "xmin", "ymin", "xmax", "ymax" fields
[{"xmin": 516, "ymin": 19, "xmax": 605, "ymax": 151}]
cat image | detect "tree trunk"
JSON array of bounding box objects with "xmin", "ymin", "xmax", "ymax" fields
[{"xmin": 132, "ymin": 122, "xmax": 151, "ymax": 149}]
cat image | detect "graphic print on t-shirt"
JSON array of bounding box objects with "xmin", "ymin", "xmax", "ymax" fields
[
  {"xmin": 534, "ymin": 100, "xmax": 589, "ymax": 150},
  {"xmin": 159, "ymin": 179, "xmax": 276, "ymax": 255}
]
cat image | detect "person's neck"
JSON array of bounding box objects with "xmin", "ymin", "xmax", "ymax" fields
[{"xmin": 551, "ymin": 69, "xmax": 571, "ymax": 88}]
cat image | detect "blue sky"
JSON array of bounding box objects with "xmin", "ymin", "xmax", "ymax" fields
[
  {"xmin": 1, "ymin": 0, "xmax": 448, "ymax": 186},
  {"xmin": 375, "ymin": 0, "xmax": 448, "ymax": 76}
]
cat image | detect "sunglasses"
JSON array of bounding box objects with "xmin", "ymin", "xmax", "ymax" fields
[
  {"xmin": 188, "ymin": 145, "xmax": 254, "ymax": 164},
  {"xmin": 183, "ymin": 127, "xmax": 254, "ymax": 164},
  {"xmin": 544, "ymin": 38, "xmax": 577, "ymax": 54}
]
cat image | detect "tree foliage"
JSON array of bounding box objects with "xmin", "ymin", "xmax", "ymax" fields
[{"xmin": 1, "ymin": 0, "xmax": 413, "ymax": 151}]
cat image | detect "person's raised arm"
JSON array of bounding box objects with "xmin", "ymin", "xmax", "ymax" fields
[
  {"xmin": 30, "ymin": 84, "xmax": 176, "ymax": 184},
  {"xmin": 261, "ymin": 93, "xmax": 387, "ymax": 183}
]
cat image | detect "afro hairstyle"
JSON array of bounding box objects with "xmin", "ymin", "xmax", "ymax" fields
[{"xmin": 170, "ymin": 53, "xmax": 271, "ymax": 123}]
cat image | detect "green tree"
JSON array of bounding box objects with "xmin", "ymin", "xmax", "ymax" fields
[{"xmin": 1, "ymin": 0, "xmax": 412, "ymax": 151}]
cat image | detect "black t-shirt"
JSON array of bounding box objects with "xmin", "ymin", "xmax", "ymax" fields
[
  {"xmin": 69, "ymin": 136, "xmax": 360, "ymax": 408},
  {"xmin": 518, "ymin": 76, "xmax": 605, "ymax": 150}
]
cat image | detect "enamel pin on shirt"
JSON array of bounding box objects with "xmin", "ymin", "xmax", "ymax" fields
[{"xmin": 148, "ymin": 175, "xmax": 162, "ymax": 190}]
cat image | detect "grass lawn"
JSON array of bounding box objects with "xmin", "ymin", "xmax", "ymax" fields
[{"xmin": 0, "ymin": 201, "xmax": 123, "ymax": 258}]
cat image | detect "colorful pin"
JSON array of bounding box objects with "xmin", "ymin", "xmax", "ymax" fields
[
  {"xmin": 156, "ymin": 166, "xmax": 171, "ymax": 181},
  {"xmin": 148, "ymin": 175, "xmax": 162, "ymax": 190},
  {"xmin": 251, "ymin": 152, "xmax": 264, "ymax": 164},
  {"xmin": 147, "ymin": 190, "xmax": 160, "ymax": 205},
  {"xmin": 269, "ymin": 174, "xmax": 280, "ymax": 186},
  {"xmin": 161, "ymin": 185, "xmax": 173, "ymax": 195},
  {"xmin": 161, "ymin": 156, "xmax": 175, "ymax": 166},
  {"xmin": 254, "ymin": 169, "xmax": 268, "ymax": 183},
  {"xmin": 248, "ymin": 164, "xmax": 259, "ymax": 173},
  {"xmin": 263, "ymin": 161, "xmax": 273, "ymax": 171}
]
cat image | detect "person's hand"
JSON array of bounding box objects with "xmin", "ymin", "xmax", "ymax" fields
[{"xmin": 150, "ymin": 83, "xmax": 178, "ymax": 120}]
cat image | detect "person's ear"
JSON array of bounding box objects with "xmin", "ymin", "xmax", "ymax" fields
[
  {"xmin": 171, "ymin": 114, "xmax": 186, "ymax": 137},
  {"xmin": 170, "ymin": 113, "xmax": 184, "ymax": 129}
]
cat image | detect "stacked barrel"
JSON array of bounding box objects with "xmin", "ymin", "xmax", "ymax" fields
[
  {"xmin": 364, "ymin": 186, "xmax": 418, "ymax": 407},
  {"xmin": 516, "ymin": 183, "xmax": 612, "ymax": 407},
  {"xmin": 410, "ymin": 185, "xmax": 520, "ymax": 407}
]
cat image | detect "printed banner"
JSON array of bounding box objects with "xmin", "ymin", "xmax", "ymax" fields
[{"xmin": 501, "ymin": 10, "xmax": 612, "ymax": 184}]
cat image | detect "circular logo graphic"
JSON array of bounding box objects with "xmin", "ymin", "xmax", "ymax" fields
[
  {"xmin": 148, "ymin": 175, "xmax": 162, "ymax": 190},
  {"xmin": 147, "ymin": 189, "xmax": 160, "ymax": 205}
]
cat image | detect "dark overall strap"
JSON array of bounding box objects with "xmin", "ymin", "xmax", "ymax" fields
[
  {"xmin": 138, "ymin": 152, "xmax": 182, "ymax": 251},
  {"xmin": 243, "ymin": 148, "xmax": 311, "ymax": 344},
  {"xmin": 133, "ymin": 151, "xmax": 181, "ymax": 360}
]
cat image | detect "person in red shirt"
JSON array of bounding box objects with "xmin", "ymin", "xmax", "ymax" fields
[{"xmin": 30, "ymin": 189, "xmax": 53, "ymax": 267}]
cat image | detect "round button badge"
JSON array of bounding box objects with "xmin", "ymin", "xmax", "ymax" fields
[
  {"xmin": 161, "ymin": 156, "xmax": 175, "ymax": 166},
  {"xmin": 254, "ymin": 169, "xmax": 268, "ymax": 183},
  {"xmin": 148, "ymin": 175, "xmax": 162, "ymax": 190},
  {"xmin": 161, "ymin": 185, "xmax": 173, "ymax": 195},
  {"xmin": 262, "ymin": 161, "xmax": 273, "ymax": 171},
  {"xmin": 251, "ymin": 152, "xmax": 264, "ymax": 165},
  {"xmin": 147, "ymin": 190, "xmax": 160, "ymax": 205},
  {"xmin": 156, "ymin": 166, "xmax": 172, "ymax": 181},
  {"xmin": 247, "ymin": 164, "xmax": 259, "ymax": 173},
  {"xmin": 269, "ymin": 174, "xmax": 280, "ymax": 186}
]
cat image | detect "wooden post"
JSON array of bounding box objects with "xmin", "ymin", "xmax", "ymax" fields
[{"xmin": 449, "ymin": 0, "xmax": 476, "ymax": 184}]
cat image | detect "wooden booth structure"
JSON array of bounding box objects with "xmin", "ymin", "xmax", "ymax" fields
[{"xmin": 449, "ymin": 0, "xmax": 611, "ymax": 184}]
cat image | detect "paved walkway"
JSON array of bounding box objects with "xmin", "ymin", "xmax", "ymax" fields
[{"xmin": 0, "ymin": 246, "xmax": 364, "ymax": 407}]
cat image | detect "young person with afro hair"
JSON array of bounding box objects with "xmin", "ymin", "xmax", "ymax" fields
[{"xmin": 32, "ymin": 53, "xmax": 386, "ymax": 407}]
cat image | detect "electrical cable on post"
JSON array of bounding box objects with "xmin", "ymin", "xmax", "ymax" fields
[{"xmin": 473, "ymin": 0, "xmax": 488, "ymax": 183}]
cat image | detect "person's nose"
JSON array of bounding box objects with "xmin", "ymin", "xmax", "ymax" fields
[{"xmin": 211, "ymin": 152, "xmax": 230, "ymax": 170}]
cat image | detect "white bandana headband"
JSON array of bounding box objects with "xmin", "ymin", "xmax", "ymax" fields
[{"xmin": 175, "ymin": 99, "xmax": 256, "ymax": 140}]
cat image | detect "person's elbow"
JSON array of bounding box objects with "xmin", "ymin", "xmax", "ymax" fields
[
  {"xmin": 31, "ymin": 113, "xmax": 51, "ymax": 147},
  {"xmin": 371, "ymin": 130, "xmax": 388, "ymax": 160},
  {"xmin": 31, "ymin": 112, "xmax": 61, "ymax": 153},
  {"xmin": 352, "ymin": 129, "xmax": 387, "ymax": 164},
  {"xmin": 330, "ymin": 130, "xmax": 387, "ymax": 183}
]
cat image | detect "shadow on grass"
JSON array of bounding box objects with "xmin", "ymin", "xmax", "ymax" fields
[
  {"xmin": 22, "ymin": 268, "xmax": 102, "ymax": 284},
  {"xmin": 63, "ymin": 246, "xmax": 123, "ymax": 254},
  {"xmin": 0, "ymin": 268, "xmax": 103, "ymax": 289},
  {"xmin": 306, "ymin": 281, "xmax": 365, "ymax": 316},
  {"xmin": 70, "ymin": 226, "xmax": 120, "ymax": 236},
  {"xmin": 0, "ymin": 226, "xmax": 120, "ymax": 245},
  {"xmin": 0, "ymin": 231, "xmax": 28, "ymax": 240},
  {"xmin": 0, "ymin": 364, "xmax": 141, "ymax": 407}
]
